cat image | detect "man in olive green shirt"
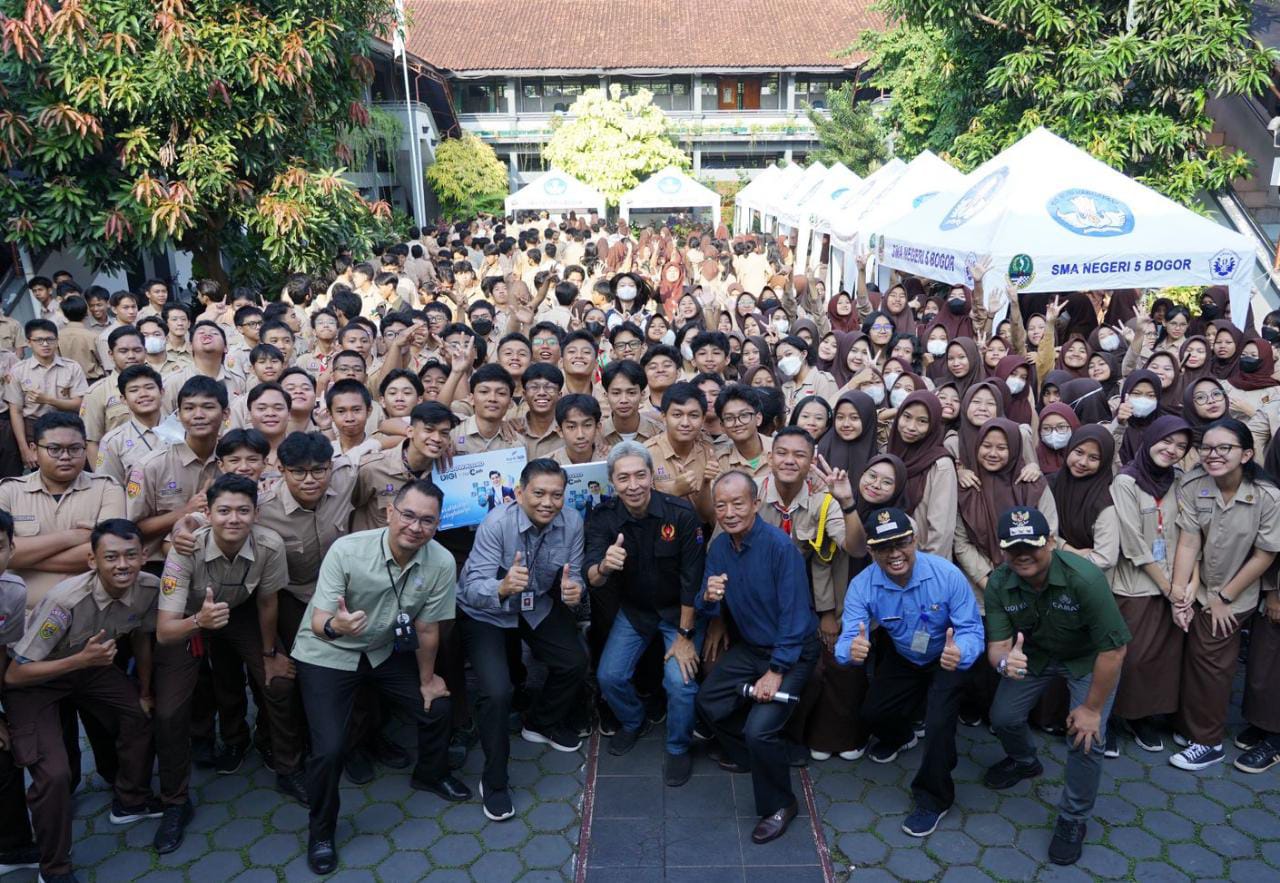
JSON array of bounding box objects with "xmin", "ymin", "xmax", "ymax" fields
[
  {"xmin": 293, "ymin": 478, "xmax": 469, "ymax": 875},
  {"xmin": 981, "ymin": 507, "xmax": 1129, "ymax": 869}
]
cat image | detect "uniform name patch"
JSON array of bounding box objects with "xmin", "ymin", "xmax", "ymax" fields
[{"xmin": 48, "ymin": 607, "xmax": 71, "ymax": 627}]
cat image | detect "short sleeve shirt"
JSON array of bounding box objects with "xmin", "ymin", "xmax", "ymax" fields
[
  {"xmin": 79, "ymin": 374, "xmax": 132, "ymax": 442},
  {"xmin": 0, "ymin": 573, "xmax": 28, "ymax": 646},
  {"xmin": 96, "ymin": 420, "xmax": 162, "ymax": 485},
  {"xmin": 255, "ymin": 460, "xmax": 356, "ymax": 600},
  {"xmin": 158, "ymin": 524, "xmax": 289, "ymax": 616},
  {"xmin": 12, "ymin": 571, "xmax": 159, "ymax": 662},
  {"xmin": 4, "ymin": 356, "xmax": 89, "ymax": 419}
]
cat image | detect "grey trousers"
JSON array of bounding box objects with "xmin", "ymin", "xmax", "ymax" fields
[{"xmin": 989, "ymin": 661, "xmax": 1117, "ymax": 823}]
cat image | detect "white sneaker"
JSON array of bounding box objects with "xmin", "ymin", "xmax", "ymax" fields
[
  {"xmin": 838, "ymin": 746, "xmax": 867, "ymax": 761},
  {"xmin": 809, "ymin": 749, "xmax": 832, "ymax": 761},
  {"xmin": 1169, "ymin": 742, "xmax": 1225, "ymax": 771}
]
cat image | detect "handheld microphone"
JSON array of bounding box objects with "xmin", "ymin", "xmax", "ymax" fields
[{"xmin": 740, "ymin": 683, "xmax": 799, "ymax": 705}]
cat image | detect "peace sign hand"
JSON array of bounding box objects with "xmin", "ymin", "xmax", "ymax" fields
[{"xmin": 812, "ymin": 453, "xmax": 854, "ymax": 508}]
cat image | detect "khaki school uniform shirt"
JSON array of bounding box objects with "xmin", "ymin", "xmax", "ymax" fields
[
  {"xmin": 520, "ymin": 420, "xmax": 563, "ymax": 460},
  {"xmin": 1176, "ymin": 465, "xmax": 1280, "ymax": 615},
  {"xmin": 717, "ymin": 434, "xmax": 772, "ymax": 479},
  {"xmin": 13, "ymin": 571, "xmax": 159, "ymax": 661},
  {"xmin": 782, "ymin": 369, "xmax": 839, "ymax": 413},
  {"xmin": 158, "ymin": 524, "xmax": 288, "ymax": 616},
  {"xmin": 125, "ymin": 440, "xmax": 220, "ymax": 558},
  {"xmin": 79, "ymin": 374, "xmax": 132, "ymax": 442},
  {"xmin": 161, "ymin": 363, "xmax": 246, "ymax": 413},
  {"xmin": 57, "ymin": 323, "xmax": 103, "ymax": 380},
  {"xmin": 96, "ymin": 419, "xmax": 161, "ymax": 485},
  {"xmin": 0, "ymin": 316, "xmax": 22, "ymax": 356},
  {"xmin": 453, "ymin": 415, "xmax": 523, "ymax": 456},
  {"xmin": 0, "ymin": 572, "xmax": 28, "ymax": 646},
  {"xmin": 599, "ymin": 413, "xmax": 663, "ymax": 448},
  {"xmin": 38, "ymin": 300, "xmax": 67, "ymax": 329},
  {"xmin": 912, "ymin": 458, "xmax": 958, "ymax": 561},
  {"xmin": 1111, "ymin": 473, "xmax": 1180, "ymax": 598},
  {"xmin": 4, "ymin": 356, "xmax": 89, "ymax": 419},
  {"xmin": 645, "ymin": 433, "xmax": 715, "ymax": 502},
  {"xmin": 758, "ymin": 475, "xmax": 846, "ymax": 614},
  {"xmin": 352, "ymin": 443, "xmax": 432, "ymax": 532},
  {"xmin": 0, "ymin": 471, "xmax": 126, "ymax": 606},
  {"xmin": 256, "ymin": 460, "xmax": 356, "ymax": 600},
  {"xmin": 1246, "ymin": 397, "xmax": 1280, "ymax": 460}
]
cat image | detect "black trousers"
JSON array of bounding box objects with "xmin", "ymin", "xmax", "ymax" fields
[
  {"xmin": 0, "ymin": 749, "xmax": 33, "ymax": 852},
  {"xmin": 696, "ymin": 637, "xmax": 819, "ymax": 817},
  {"xmin": 457, "ymin": 604, "xmax": 588, "ymax": 791},
  {"xmin": 297, "ymin": 651, "xmax": 451, "ymax": 841},
  {"xmin": 859, "ymin": 643, "xmax": 965, "ymax": 813}
]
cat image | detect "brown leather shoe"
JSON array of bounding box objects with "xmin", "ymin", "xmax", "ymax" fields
[{"xmin": 751, "ymin": 801, "xmax": 798, "ymax": 844}]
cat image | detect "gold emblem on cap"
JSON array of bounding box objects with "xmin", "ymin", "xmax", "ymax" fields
[
  {"xmin": 877, "ymin": 511, "xmax": 891, "ymax": 524},
  {"xmin": 1012, "ymin": 510, "xmax": 1030, "ymax": 525}
]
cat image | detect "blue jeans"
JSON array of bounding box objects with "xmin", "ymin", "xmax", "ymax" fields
[{"xmin": 597, "ymin": 612, "xmax": 704, "ymax": 755}]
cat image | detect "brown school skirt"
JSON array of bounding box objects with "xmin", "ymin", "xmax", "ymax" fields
[
  {"xmin": 1244, "ymin": 612, "xmax": 1280, "ymax": 732},
  {"xmin": 792, "ymin": 646, "xmax": 870, "ymax": 753},
  {"xmin": 1113, "ymin": 594, "xmax": 1184, "ymax": 720}
]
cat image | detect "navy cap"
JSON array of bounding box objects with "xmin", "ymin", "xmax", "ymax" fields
[
  {"xmin": 863, "ymin": 507, "xmax": 914, "ymax": 546},
  {"xmin": 998, "ymin": 506, "xmax": 1051, "ymax": 548}
]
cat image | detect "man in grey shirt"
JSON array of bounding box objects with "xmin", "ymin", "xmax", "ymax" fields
[{"xmin": 458, "ymin": 458, "xmax": 587, "ymax": 822}]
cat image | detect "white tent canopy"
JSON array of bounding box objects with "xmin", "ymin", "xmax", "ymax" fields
[
  {"xmin": 793, "ymin": 163, "xmax": 862, "ymax": 272},
  {"xmin": 733, "ymin": 164, "xmax": 783, "ymax": 234},
  {"xmin": 849, "ymin": 150, "xmax": 964, "ymax": 256},
  {"xmin": 504, "ymin": 169, "xmax": 607, "ymax": 217},
  {"xmin": 822, "ymin": 158, "xmax": 907, "ymax": 294},
  {"xmin": 767, "ymin": 162, "xmax": 827, "ymax": 230},
  {"xmin": 878, "ymin": 128, "xmax": 1255, "ymax": 323},
  {"xmin": 749, "ymin": 164, "xmax": 803, "ymax": 233},
  {"xmin": 619, "ymin": 166, "xmax": 721, "ymax": 229}
]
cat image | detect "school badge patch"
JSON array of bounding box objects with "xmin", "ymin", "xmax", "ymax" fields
[
  {"xmin": 37, "ymin": 619, "xmax": 60, "ymax": 640},
  {"xmin": 161, "ymin": 576, "xmax": 178, "ymax": 596},
  {"xmin": 660, "ymin": 523, "xmax": 675, "ymax": 541}
]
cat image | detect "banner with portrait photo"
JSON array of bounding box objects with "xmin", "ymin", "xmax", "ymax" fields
[
  {"xmin": 561, "ymin": 461, "xmax": 614, "ymax": 521},
  {"xmin": 432, "ymin": 447, "xmax": 528, "ymax": 530}
]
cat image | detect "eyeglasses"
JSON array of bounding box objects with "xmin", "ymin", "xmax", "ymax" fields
[
  {"xmin": 392, "ymin": 504, "xmax": 438, "ymax": 529},
  {"xmin": 285, "ymin": 466, "xmax": 331, "ymax": 481},
  {"xmin": 28, "ymin": 337, "xmax": 56, "ymax": 345},
  {"xmin": 870, "ymin": 323, "xmax": 893, "ymax": 332},
  {"xmin": 532, "ymin": 336, "xmax": 560, "ymax": 347},
  {"xmin": 1192, "ymin": 391, "xmax": 1226, "ymax": 405},
  {"xmin": 1198, "ymin": 443, "xmax": 1243, "ymax": 458},
  {"xmin": 613, "ymin": 340, "xmax": 642, "ymax": 352},
  {"xmin": 720, "ymin": 410, "xmax": 758, "ymax": 427},
  {"xmin": 37, "ymin": 443, "xmax": 86, "ymax": 459},
  {"xmin": 240, "ymin": 319, "xmax": 262, "ymax": 328},
  {"xmin": 524, "ymin": 382, "xmax": 559, "ymax": 394}
]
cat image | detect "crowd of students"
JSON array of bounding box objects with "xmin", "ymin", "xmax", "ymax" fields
[{"xmin": 0, "ymin": 212, "xmax": 1276, "ymax": 879}]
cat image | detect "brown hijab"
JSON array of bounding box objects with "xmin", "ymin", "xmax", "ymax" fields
[
  {"xmin": 957, "ymin": 417, "xmax": 1047, "ymax": 563},
  {"xmin": 1050, "ymin": 425, "xmax": 1114, "ymax": 549},
  {"xmin": 957, "ymin": 380, "xmax": 1009, "ymax": 470},
  {"xmin": 887, "ymin": 390, "xmax": 952, "ymax": 511},
  {"xmin": 944, "ymin": 337, "xmax": 985, "ymax": 398},
  {"xmin": 827, "ymin": 291, "xmax": 860, "ymax": 333},
  {"xmin": 817, "ymin": 391, "xmax": 880, "ymax": 481}
]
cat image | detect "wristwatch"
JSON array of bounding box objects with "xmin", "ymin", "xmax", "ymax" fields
[
  {"xmin": 676, "ymin": 626, "xmax": 695, "ymax": 640},
  {"xmin": 323, "ymin": 616, "xmax": 338, "ymax": 640},
  {"xmin": 1217, "ymin": 590, "xmax": 1233, "ymax": 606},
  {"xmin": 841, "ymin": 501, "xmax": 857, "ymax": 514}
]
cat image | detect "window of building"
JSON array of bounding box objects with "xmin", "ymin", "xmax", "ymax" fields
[
  {"xmin": 455, "ymin": 79, "xmax": 507, "ymax": 114},
  {"xmin": 516, "ymin": 152, "xmax": 549, "ymax": 172},
  {"xmin": 613, "ymin": 77, "xmax": 693, "ymax": 111},
  {"xmin": 759, "ymin": 74, "xmax": 781, "ymax": 110},
  {"xmin": 795, "ymin": 76, "xmax": 849, "ymax": 110},
  {"xmin": 700, "ymin": 152, "xmax": 780, "ymax": 170},
  {"xmin": 518, "ymin": 78, "xmax": 601, "ymax": 113}
]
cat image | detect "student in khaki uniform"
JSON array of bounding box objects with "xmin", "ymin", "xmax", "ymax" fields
[
  {"xmin": 28, "ymin": 277, "xmax": 65, "ymax": 330},
  {"xmin": 82, "ymin": 287, "xmax": 115, "ymax": 337},
  {"xmin": 82, "ymin": 327, "xmax": 147, "ymax": 463},
  {"xmin": 644, "ymin": 382, "xmax": 717, "ymax": 523},
  {"xmin": 152, "ymin": 475, "xmax": 304, "ymax": 855},
  {"xmin": 95, "ymin": 291, "xmax": 140, "ymax": 369},
  {"xmin": 0, "ymin": 312, "xmax": 22, "ymax": 356},
  {"xmin": 549, "ymin": 395, "xmax": 608, "ymax": 465},
  {"xmin": 53, "ymin": 296, "xmax": 104, "ymax": 381},
  {"xmin": 5, "ymin": 319, "xmax": 89, "ymax": 468},
  {"xmin": 778, "ymin": 336, "xmax": 839, "ymax": 413},
  {"xmin": 4, "ymin": 520, "xmax": 162, "ymax": 883},
  {"xmin": 160, "ymin": 302, "xmax": 194, "ymax": 372},
  {"xmin": 126, "ymin": 375, "xmax": 225, "ymax": 561},
  {"xmin": 0, "ymin": 413, "xmax": 125, "ymax": 607},
  {"xmin": 324, "ymin": 378, "xmax": 382, "ymax": 464},
  {"xmin": 598, "ymin": 360, "xmax": 662, "ymax": 447},
  {"xmin": 452, "ymin": 364, "xmax": 524, "ymax": 456},
  {"xmin": 96, "ymin": 365, "xmax": 164, "ymax": 485},
  {"xmin": 1168, "ymin": 418, "xmax": 1280, "ymax": 771},
  {"xmin": 354, "ymin": 402, "xmax": 457, "ymax": 532},
  {"xmin": 160, "ymin": 321, "xmax": 246, "ymax": 413},
  {"xmin": 0, "ymin": 513, "xmax": 40, "ymax": 875},
  {"xmin": 135, "ymin": 279, "xmax": 170, "ymax": 321},
  {"xmin": 517, "ymin": 363, "xmax": 564, "ymax": 459},
  {"xmin": 714, "ymin": 385, "xmax": 773, "ymax": 478}
]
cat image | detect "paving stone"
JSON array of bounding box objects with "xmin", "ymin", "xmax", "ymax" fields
[
  {"xmin": 1035, "ymin": 865, "xmax": 1096, "ymax": 883},
  {"xmin": 744, "ymin": 868, "xmax": 823, "ymax": 883},
  {"xmin": 980, "ymin": 846, "xmax": 1038, "ymax": 880},
  {"xmin": 187, "ymin": 802, "xmax": 231, "ymax": 833},
  {"xmin": 665, "ymin": 816, "xmax": 740, "ymax": 867},
  {"xmin": 1106, "ymin": 825, "xmax": 1162, "ymax": 859},
  {"xmin": 1200, "ymin": 824, "xmax": 1258, "ymax": 859},
  {"xmin": 927, "ymin": 830, "xmax": 980, "ymax": 864},
  {"xmin": 964, "ymin": 812, "xmax": 1016, "ymax": 846},
  {"xmin": 339, "ymin": 833, "xmax": 390, "ymax": 866},
  {"xmin": 270, "ymin": 801, "xmax": 310, "ymax": 832},
  {"xmin": 1075, "ymin": 843, "xmax": 1129, "ymax": 878},
  {"xmin": 469, "ymin": 849, "xmax": 525, "ymax": 883},
  {"xmin": 862, "ymin": 784, "xmax": 911, "ymax": 815},
  {"xmin": 998, "ymin": 795, "xmax": 1052, "ymax": 827},
  {"xmin": 247, "ymin": 832, "xmax": 302, "ymax": 866},
  {"xmin": 1132, "ymin": 861, "xmax": 1190, "ymax": 881},
  {"xmin": 885, "ymin": 848, "xmax": 940, "ymax": 881},
  {"xmin": 533, "ymin": 773, "xmax": 580, "ymax": 801},
  {"xmin": 516, "ymin": 872, "xmax": 571, "ymax": 883},
  {"xmin": 593, "ymin": 775, "xmax": 662, "ymax": 819},
  {"xmin": 1091, "ymin": 794, "xmax": 1138, "ymax": 825},
  {"xmin": 939, "ymin": 867, "xmax": 995, "ymax": 883},
  {"xmin": 191, "ymin": 849, "xmax": 246, "ymax": 879},
  {"xmin": 525, "ymin": 800, "xmax": 576, "ymax": 831},
  {"xmin": 389, "ymin": 818, "xmax": 442, "ymax": 850},
  {"xmin": 154, "ymin": 831, "xmax": 209, "ymax": 864},
  {"xmin": 824, "ymin": 800, "xmax": 876, "ymax": 832},
  {"xmin": 1202, "ymin": 778, "xmax": 1257, "ymax": 808},
  {"xmin": 1229, "ymin": 807, "xmax": 1277, "ymax": 839},
  {"xmin": 1147, "ymin": 764, "xmax": 1203, "ymax": 794},
  {"xmin": 440, "ymin": 801, "xmax": 490, "ymax": 833},
  {"xmin": 377, "ymin": 850, "xmax": 433, "ymax": 879},
  {"xmin": 429, "ymin": 833, "xmax": 483, "ymax": 867},
  {"xmin": 136, "ymin": 872, "xmax": 186, "ymax": 883},
  {"xmin": 93, "ymin": 848, "xmax": 153, "ymax": 880},
  {"xmin": 1166, "ymin": 842, "xmax": 1225, "ymax": 878},
  {"xmin": 668, "ymin": 774, "xmax": 737, "ymax": 819},
  {"xmin": 836, "ymin": 870, "xmax": 897, "ymax": 883},
  {"xmin": 586, "ymin": 817, "xmax": 663, "ymax": 868},
  {"xmin": 1142, "ymin": 809, "xmax": 1197, "ymax": 841},
  {"xmin": 422, "ymin": 870, "xmax": 472, "ymax": 883},
  {"xmin": 835, "ymin": 831, "xmax": 888, "ymax": 866},
  {"xmin": 665, "ymin": 867, "xmax": 746, "ymax": 883},
  {"xmin": 1260, "ymin": 840, "xmax": 1280, "ymax": 868},
  {"xmin": 1114, "ymin": 780, "xmax": 1167, "ymax": 810},
  {"xmin": 199, "ymin": 774, "xmax": 250, "ymax": 802},
  {"xmin": 737, "ymin": 814, "xmax": 816, "ymax": 865},
  {"xmin": 1230, "ymin": 859, "xmax": 1279, "ymax": 881},
  {"xmin": 521, "ymin": 832, "xmax": 574, "ymax": 868},
  {"xmin": 213, "ymin": 817, "xmax": 263, "ymax": 848},
  {"xmin": 1170, "ymin": 793, "xmax": 1228, "ymax": 824},
  {"xmin": 539, "ymin": 749, "xmax": 585, "ymax": 774},
  {"xmin": 232, "ymin": 788, "xmax": 283, "ymax": 817},
  {"xmin": 352, "ymin": 801, "xmax": 405, "ymax": 833},
  {"xmin": 479, "ymin": 817, "xmax": 532, "ymax": 850},
  {"xmin": 872, "ymin": 815, "xmax": 922, "ymax": 849},
  {"xmin": 230, "ymin": 870, "xmax": 278, "ymax": 883}
]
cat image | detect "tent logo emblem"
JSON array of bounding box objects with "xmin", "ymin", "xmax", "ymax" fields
[
  {"xmin": 830, "ymin": 187, "xmax": 850, "ymax": 200},
  {"xmin": 1007, "ymin": 254, "xmax": 1035, "ymax": 289},
  {"xmin": 1210, "ymin": 250, "xmax": 1239, "ymax": 280},
  {"xmin": 912, "ymin": 191, "xmax": 939, "ymax": 209},
  {"xmin": 1047, "ymin": 189, "xmax": 1134, "ymax": 237},
  {"xmin": 940, "ymin": 167, "xmax": 1008, "ymax": 231},
  {"xmin": 543, "ymin": 177, "xmax": 568, "ymax": 196},
  {"xmin": 657, "ymin": 176, "xmax": 681, "ymax": 195}
]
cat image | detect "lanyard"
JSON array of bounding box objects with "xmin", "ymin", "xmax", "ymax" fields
[
  {"xmin": 522, "ymin": 530, "xmax": 549, "ymax": 592},
  {"xmin": 131, "ymin": 421, "xmax": 154, "ymax": 451},
  {"xmin": 384, "ymin": 560, "xmax": 411, "ymax": 608},
  {"xmin": 1154, "ymin": 496, "xmax": 1165, "ymax": 538}
]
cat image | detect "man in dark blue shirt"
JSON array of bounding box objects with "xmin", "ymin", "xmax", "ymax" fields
[{"xmin": 695, "ymin": 470, "xmax": 818, "ymax": 845}]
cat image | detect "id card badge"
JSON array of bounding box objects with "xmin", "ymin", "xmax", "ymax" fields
[
  {"xmin": 910, "ymin": 628, "xmax": 931, "ymax": 655},
  {"xmin": 1152, "ymin": 537, "xmax": 1166, "ymax": 562},
  {"xmin": 392, "ymin": 611, "xmax": 418, "ymax": 652},
  {"xmin": 520, "ymin": 591, "xmax": 535, "ymax": 612}
]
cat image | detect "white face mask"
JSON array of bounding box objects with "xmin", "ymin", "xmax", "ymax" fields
[
  {"xmin": 777, "ymin": 355, "xmax": 803, "ymax": 378},
  {"xmin": 889, "ymin": 388, "xmax": 908, "ymax": 408},
  {"xmin": 616, "ymin": 284, "xmax": 637, "ymax": 302},
  {"xmin": 680, "ymin": 343, "xmax": 694, "ymax": 362},
  {"xmin": 660, "ymin": 330, "xmax": 675, "ymax": 346},
  {"xmin": 883, "ymin": 371, "xmax": 901, "ymax": 389},
  {"xmin": 773, "ymin": 318, "xmax": 790, "ymax": 334},
  {"xmin": 864, "ymin": 385, "xmax": 885, "ymax": 405},
  {"xmin": 145, "ymin": 336, "xmax": 166, "ymax": 355},
  {"xmin": 927, "ymin": 339, "xmax": 947, "ymax": 357},
  {"xmin": 1129, "ymin": 396, "xmax": 1158, "ymax": 418},
  {"xmin": 1041, "ymin": 428, "xmax": 1071, "ymax": 450},
  {"xmin": 1099, "ymin": 333, "xmax": 1120, "ymax": 352},
  {"xmin": 1005, "ymin": 376, "xmax": 1026, "ymax": 395}
]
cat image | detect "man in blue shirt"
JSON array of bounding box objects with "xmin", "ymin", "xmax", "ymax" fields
[
  {"xmin": 836, "ymin": 507, "xmax": 984, "ymax": 838},
  {"xmin": 695, "ymin": 471, "xmax": 819, "ymax": 845}
]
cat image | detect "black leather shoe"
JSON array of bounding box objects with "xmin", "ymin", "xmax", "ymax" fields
[
  {"xmin": 152, "ymin": 801, "xmax": 193, "ymax": 854},
  {"xmin": 277, "ymin": 770, "xmax": 310, "ymax": 806},
  {"xmin": 751, "ymin": 802, "xmax": 798, "ymax": 844},
  {"xmin": 191, "ymin": 738, "xmax": 216, "ymax": 769},
  {"xmin": 410, "ymin": 773, "xmax": 471, "ymax": 802},
  {"xmin": 307, "ymin": 837, "xmax": 337, "ymax": 875},
  {"xmin": 343, "ymin": 749, "xmax": 374, "ymax": 785},
  {"xmin": 368, "ymin": 735, "xmax": 411, "ymax": 770},
  {"xmin": 717, "ymin": 757, "xmax": 749, "ymax": 774}
]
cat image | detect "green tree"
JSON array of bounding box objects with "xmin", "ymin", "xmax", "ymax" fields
[
  {"xmin": 807, "ymin": 83, "xmax": 890, "ymax": 174},
  {"xmin": 542, "ymin": 85, "xmax": 689, "ymax": 205},
  {"xmin": 0, "ymin": 0, "xmax": 400, "ymax": 288},
  {"xmin": 855, "ymin": 0, "xmax": 1279, "ymax": 203},
  {"xmin": 426, "ymin": 132, "xmax": 508, "ymax": 220}
]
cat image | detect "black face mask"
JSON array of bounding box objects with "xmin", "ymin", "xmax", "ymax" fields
[
  {"xmin": 471, "ymin": 319, "xmax": 494, "ymax": 337},
  {"xmin": 922, "ymin": 311, "xmax": 938, "ymax": 325},
  {"xmin": 586, "ymin": 321, "xmax": 604, "ymax": 337},
  {"xmin": 1240, "ymin": 355, "xmax": 1263, "ymax": 373},
  {"xmin": 1263, "ymin": 326, "xmax": 1280, "ymax": 344},
  {"xmin": 947, "ymin": 299, "xmax": 968, "ymax": 316},
  {"xmin": 1200, "ymin": 303, "xmax": 1220, "ymax": 320}
]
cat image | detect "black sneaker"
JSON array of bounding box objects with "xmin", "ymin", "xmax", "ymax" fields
[
  {"xmin": 692, "ymin": 720, "xmax": 714, "ymax": 742},
  {"xmin": 258, "ymin": 744, "xmax": 276, "ymax": 773},
  {"xmin": 912, "ymin": 720, "xmax": 926, "ymax": 739},
  {"xmin": 1235, "ymin": 725, "xmax": 1268, "ymax": 751},
  {"xmin": 109, "ymin": 796, "xmax": 164, "ymax": 824},
  {"xmin": 983, "ymin": 756, "xmax": 1044, "ymax": 790},
  {"xmin": 520, "ymin": 724, "xmax": 582, "ymax": 753},
  {"xmin": 191, "ymin": 737, "xmax": 216, "ymax": 769},
  {"xmin": 664, "ymin": 751, "xmax": 693, "ymax": 787},
  {"xmin": 152, "ymin": 802, "xmax": 193, "ymax": 855},
  {"xmin": 277, "ymin": 770, "xmax": 309, "ymax": 806},
  {"xmin": 344, "ymin": 749, "xmax": 374, "ymax": 785},
  {"xmin": 307, "ymin": 837, "xmax": 337, "ymax": 875},
  {"xmin": 214, "ymin": 742, "xmax": 248, "ymax": 776},
  {"xmin": 368, "ymin": 734, "xmax": 411, "ymax": 770},
  {"xmin": 480, "ymin": 783, "xmax": 515, "ymax": 821},
  {"xmin": 1048, "ymin": 816, "xmax": 1087, "ymax": 865},
  {"xmin": 1131, "ymin": 718, "xmax": 1164, "ymax": 753},
  {"xmin": 868, "ymin": 734, "xmax": 918, "ymax": 764},
  {"xmin": 958, "ymin": 710, "xmax": 983, "ymax": 727},
  {"xmin": 1104, "ymin": 728, "xmax": 1120, "ymax": 758},
  {"xmin": 596, "ymin": 705, "xmax": 620, "ymax": 737},
  {"xmin": 1234, "ymin": 736, "xmax": 1280, "ymax": 774},
  {"xmin": 608, "ymin": 721, "xmax": 650, "ymax": 757},
  {"xmin": 0, "ymin": 845, "xmax": 38, "ymax": 874},
  {"xmin": 36, "ymin": 872, "xmax": 79, "ymax": 883}
]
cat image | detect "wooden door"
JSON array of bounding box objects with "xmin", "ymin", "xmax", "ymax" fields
[
  {"xmin": 741, "ymin": 78, "xmax": 761, "ymax": 110},
  {"xmin": 717, "ymin": 78, "xmax": 739, "ymax": 110}
]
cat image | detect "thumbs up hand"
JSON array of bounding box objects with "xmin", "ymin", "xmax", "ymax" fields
[
  {"xmin": 560, "ymin": 563, "xmax": 582, "ymax": 607},
  {"xmin": 940, "ymin": 626, "xmax": 961, "ymax": 671},
  {"xmin": 1005, "ymin": 631, "xmax": 1028, "ymax": 680},
  {"xmin": 602, "ymin": 533, "xmax": 627, "ymax": 575},
  {"xmin": 195, "ymin": 587, "xmax": 230, "ymax": 630},
  {"xmin": 79, "ymin": 629, "xmax": 118, "ymax": 668},
  {"xmin": 850, "ymin": 622, "xmax": 871, "ymax": 663},
  {"xmin": 332, "ymin": 596, "xmax": 368, "ymax": 636},
  {"xmin": 705, "ymin": 573, "xmax": 728, "ymax": 604},
  {"xmin": 500, "ymin": 550, "xmax": 529, "ymax": 597}
]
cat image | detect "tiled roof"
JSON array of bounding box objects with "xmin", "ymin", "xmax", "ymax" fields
[{"xmin": 403, "ymin": 0, "xmax": 882, "ymax": 72}]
